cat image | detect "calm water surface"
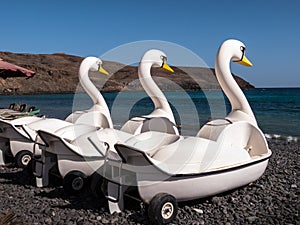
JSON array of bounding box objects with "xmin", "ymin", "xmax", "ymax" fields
[{"xmin": 0, "ymin": 88, "xmax": 299, "ymax": 138}]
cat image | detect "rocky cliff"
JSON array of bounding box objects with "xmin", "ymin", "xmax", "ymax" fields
[{"xmin": 0, "ymin": 52, "xmax": 254, "ymax": 95}]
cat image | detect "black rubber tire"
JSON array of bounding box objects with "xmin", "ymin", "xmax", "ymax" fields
[
  {"xmin": 90, "ymin": 173, "xmax": 105, "ymax": 198},
  {"xmin": 15, "ymin": 151, "xmax": 33, "ymax": 168},
  {"xmin": 148, "ymin": 193, "xmax": 178, "ymax": 224},
  {"xmin": 63, "ymin": 171, "xmax": 87, "ymax": 195}
]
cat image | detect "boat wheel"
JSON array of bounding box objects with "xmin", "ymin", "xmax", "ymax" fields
[
  {"xmin": 90, "ymin": 173, "xmax": 104, "ymax": 198},
  {"xmin": 148, "ymin": 193, "xmax": 178, "ymax": 224},
  {"xmin": 63, "ymin": 171, "xmax": 87, "ymax": 195},
  {"xmin": 161, "ymin": 202, "xmax": 174, "ymax": 220},
  {"xmin": 15, "ymin": 151, "xmax": 33, "ymax": 168}
]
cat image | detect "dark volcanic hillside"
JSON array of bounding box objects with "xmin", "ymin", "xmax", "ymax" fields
[{"xmin": 0, "ymin": 52, "xmax": 254, "ymax": 95}]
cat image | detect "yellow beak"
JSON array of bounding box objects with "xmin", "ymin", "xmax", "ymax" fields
[
  {"xmin": 237, "ymin": 55, "xmax": 253, "ymax": 67},
  {"xmin": 162, "ymin": 60, "xmax": 174, "ymax": 73},
  {"xmin": 99, "ymin": 65, "xmax": 109, "ymax": 75}
]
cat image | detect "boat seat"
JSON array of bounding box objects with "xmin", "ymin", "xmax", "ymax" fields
[
  {"xmin": 68, "ymin": 128, "xmax": 133, "ymax": 158},
  {"xmin": 141, "ymin": 117, "xmax": 178, "ymax": 135},
  {"xmin": 197, "ymin": 119, "xmax": 231, "ymax": 141},
  {"xmin": 121, "ymin": 117, "xmax": 178, "ymax": 135},
  {"xmin": 120, "ymin": 117, "xmax": 145, "ymax": 135},
  {"xmin": 19, "ymin": 104, "xmax": 27, "ymax": 112},
  {"xmin": 8, "ymin": 103, "xmax": 15, "ymax": 110},
  {"xmin": 74, "ymin": 111, "xmax": 111, "ymax": 128},
  {"xmin": 28, "ymin": 106, "xmax": 36, "ymax": 112},
  {"xmin": 125, "ymin": 131, "xmax": 182, "ymax": 157}
]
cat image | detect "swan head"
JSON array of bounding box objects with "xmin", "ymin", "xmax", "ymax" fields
[
  {"xmin": 81, "ymin": 56, "xmax": 109, "ymax": 75},
  {"xmin": 221, "ymin": 39, "xmax": 253, "ymax": 67},
  {"xmin": 140, "ymin": 49, "xmax": 174, "ymax": 72}
]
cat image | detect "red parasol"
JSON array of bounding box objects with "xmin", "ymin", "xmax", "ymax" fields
[{"xmin": 0, "ymin": 58, "xmax": 35, "ymax": 78}]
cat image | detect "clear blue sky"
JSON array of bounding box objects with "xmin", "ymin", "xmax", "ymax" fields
[{"xmin": 1, "ymin": 0, "xmax": 299, "ymax": 87}]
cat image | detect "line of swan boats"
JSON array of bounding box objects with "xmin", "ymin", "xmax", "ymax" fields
[{"xmin": 0, "ymin": 40, "xmax": 272, "ymax": 224}]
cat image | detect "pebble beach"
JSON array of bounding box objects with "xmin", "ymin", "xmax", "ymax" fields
[{"xmin": 0, "ymin": 140, "xmax": 299, "ymax": 225}]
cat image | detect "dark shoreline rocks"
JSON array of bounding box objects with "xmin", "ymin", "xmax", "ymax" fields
[
  {"xmin": 0, "ymin": 51, "xmax": 254, "ymax": 95},
  {"xmin": 0, "ymin": 140, "xmax": 299, "ymax": 224}
]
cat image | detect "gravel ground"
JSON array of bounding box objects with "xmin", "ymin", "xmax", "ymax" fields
[{"xmin": 0, "ymin": 140, "xmax": 299, "ymax": 225}]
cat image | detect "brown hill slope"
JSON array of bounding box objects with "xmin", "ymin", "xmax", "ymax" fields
[{"xmin": 0, "ymin": 52, "xmax": 254, "ymax": 95}]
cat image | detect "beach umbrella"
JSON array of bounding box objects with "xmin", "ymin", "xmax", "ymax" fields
[{"xmin": 0, "ymin": 58, "xmax": 35, "ymax": 78}]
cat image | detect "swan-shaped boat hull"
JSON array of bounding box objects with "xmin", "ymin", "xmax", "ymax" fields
[
  {"xmin": 105, "ymin": 146, "xmax": 270, "ymax": 203},
  {"xmin": 0, "ymin": 57, "xmax": 109, "ymax": 167},
  {"xmin": 102, "ymin": 40, "xmax": 272, "ymax": 224},
  {"xmin": 33, "ymin": 50, "xmax": 178, "ymax": 195}
]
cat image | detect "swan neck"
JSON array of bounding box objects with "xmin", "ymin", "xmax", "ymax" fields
[
  {"xmin": 79, "ymin": 67, "xmax": 105, "ymax": 106},
  {"xmin": 79, "ymin": 64, "xmax": 112, "ymax": 126},
  {"xmin": 139, "ymin": 62, "xmax": 175, "ymax": 122},
  {"xmin": 215, "ymin": 51, "xmax": 256, "ymax": 125}
]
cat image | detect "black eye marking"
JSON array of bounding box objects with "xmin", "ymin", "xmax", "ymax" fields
[
  {"xmin": 160, "ymin": 56, "xmax": 166, "ymax": 67},
  {"xmin": 240, "ymin": 46, "xmax": 246, "ymax": 60},
  {"xmin": 233, "ymin": 46, "xmax": 246, "ymax": 62}
]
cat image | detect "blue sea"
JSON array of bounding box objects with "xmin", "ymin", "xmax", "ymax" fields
[{"xmin": 0, "ymin": 88, "xmax": 299, "ymax": 141}]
